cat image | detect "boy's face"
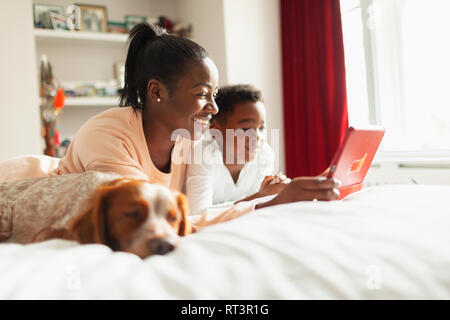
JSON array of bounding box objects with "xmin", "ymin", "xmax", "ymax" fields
[{"xmin": 213, "ymin": 101, "xmax": 266, "ymax": 163}]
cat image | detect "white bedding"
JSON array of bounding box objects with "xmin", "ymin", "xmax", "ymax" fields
[{"xmin": 0, "ymin": 184, "xmax": 449, "ymax": 299}]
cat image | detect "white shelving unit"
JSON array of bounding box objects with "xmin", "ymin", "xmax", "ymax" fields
[
  {"xmin": 34, "ymin": 30, "xmax": 124, "ymax": 109},
  {"xmin": 34, "ymin": 29, "xmax": 128, "ymax": 45},
  {"xmin": 27, "ymin": 0, "xmax": 181, "ymax": 156},
  {"xmin": 33, "ymin": 28, "xmax": 128, "ymax": 138},
  {"xmin": 65, "ymin": 96, "xmax": 120, "ymax": 107}
]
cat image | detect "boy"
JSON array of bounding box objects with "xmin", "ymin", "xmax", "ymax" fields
[{"xmin": 186, "ymin": 84, "xmax": 289, "ymax": 216}]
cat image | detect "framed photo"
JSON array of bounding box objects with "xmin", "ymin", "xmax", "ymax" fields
[
  {"xmin": 107, "ymin": 21, "xmax": 127, "ymax": 34},
  {"xmin": 33, "ymin": 4, "xmax": 64, "ymax": 29},
  {"xmin": 50, "ymin": 12, "xmax": 68, "ymax": 31},
  {"xmin": 76, "ymin": 4, "xmax": 108, "ymax": 33},
  {"xmin": 125, "ymin": 15, "xmax": 147, "ymax": 31}
]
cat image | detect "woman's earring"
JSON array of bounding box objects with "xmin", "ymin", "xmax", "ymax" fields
[{"xmin": 156, "ymin": 98, "xmax": 161, "ymax": 103}]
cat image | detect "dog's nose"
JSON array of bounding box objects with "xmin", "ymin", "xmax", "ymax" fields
[{"xmin": 149, "ymin": 238, "xmax": 176, "ymax": 255}]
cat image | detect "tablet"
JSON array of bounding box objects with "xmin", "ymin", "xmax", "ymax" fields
[{"xmin": 327, "ymin": 126, "xmax": 385, "ymax": 199}]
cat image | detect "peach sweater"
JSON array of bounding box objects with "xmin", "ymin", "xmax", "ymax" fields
[{"xmin": 52, "ymin": 107, "xmax": 256, "ymax": 229}]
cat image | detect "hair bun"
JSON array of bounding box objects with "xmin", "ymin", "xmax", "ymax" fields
[{"xmin": 128, "ymin": 23, "xmax": 166, "ymax": 45}]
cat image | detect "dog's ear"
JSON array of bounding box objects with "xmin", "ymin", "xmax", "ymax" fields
[
  {"xmin": 175, "ymin": 192, "xmax": 195, "ymax": 236},
  {"xmin": 69, "ymin": 187, "xmax": 111, "ymax": 244},
  {"xmin": 70, "ymin": 178, "xmax": 128, "ymax": 243}
]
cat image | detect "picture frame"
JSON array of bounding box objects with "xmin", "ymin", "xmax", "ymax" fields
[
  {"xmin": 33, "ymin": 3, "xmax": 64, "ymax": 29},
  {"xmin": 107, "ymin": 21, "xmax": 127, "ymax": 34},
  {"xmin": 50, "ymin": 12, "xmax": 68, "ymax": 31},
  {"xmin": 125, "ymin": 15, "xmax": 147, "ymax": 31},
  {"xmin": 76, "ymin": 4, "xmax": 108, "ymax": 33}
]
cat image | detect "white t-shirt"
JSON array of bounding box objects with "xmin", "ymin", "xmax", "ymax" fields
[{"xmin": 186, "ymin": 138, "xmax": 274, "ymax": 216}]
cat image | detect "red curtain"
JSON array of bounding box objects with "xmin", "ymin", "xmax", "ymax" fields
[{"xmin": 280, "ymin": 0, "xmax": 349, "ymax": 177}]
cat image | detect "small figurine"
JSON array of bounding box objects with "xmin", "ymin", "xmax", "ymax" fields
[
  {"xmin": 39, "ymin": 55, "xmax": 65, "ymax": 157},
  {"xmin": 66, "ymin": 5, "xmax": 81, "ymax": 31}
]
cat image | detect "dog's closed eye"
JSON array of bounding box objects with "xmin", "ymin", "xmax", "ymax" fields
[
  {"xmin": 167, "ymin": 208, "xmax": 178, "ymax": 223},
  {"xmin": 124, "ymin": 211, "xmax": 141, "ymax": 220}
]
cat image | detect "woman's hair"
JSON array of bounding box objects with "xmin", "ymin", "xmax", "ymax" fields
[
  {"xmin": 120, "ymin": 23, "xmax": 208, "ymax": 111},
  {"xmin": 212, "ymin": 84, "xmax": 263, "ymax": 124}
]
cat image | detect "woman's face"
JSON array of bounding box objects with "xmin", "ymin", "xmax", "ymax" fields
[{"xmin": 164, "ymin": 57, "xmax": 219, "ymax": 141}]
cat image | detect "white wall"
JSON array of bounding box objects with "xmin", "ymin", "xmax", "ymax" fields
[
  {"xmin": 0, "ymin": 0, "xmax": 42, "ymax": 161},
  {"xmin": 222, "ymin": 0, "xmax": 285, "ymax": 172},
  {"xmin": 177, "ymin": 0, "xmax": 229, "ymax": 84}
]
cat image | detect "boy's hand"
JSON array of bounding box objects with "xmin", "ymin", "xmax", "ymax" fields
[
  {"xmin": 258, "ymin": 173, "xmax": 291, "ymax": 196},
  {"xmin": 255, "ymin": 177, "xmax": 341, "ymax": 209},
  {"xmin": 235, "ymin": 173, "xmax": 291, "ymax": 205},
  {"xmin": 259, "ymin": 175, "xmax": 275, "ymax": 191},
  {"xmin": 259, "ymin": 182, "xmax": 287, "ymax": 197},
  {"xmin": 259, "ymin": 173, "xmax": 291, "ymax": 190},
  {"xmin": 273, "ymin": 172, "xmax": 291, "ymax": 184}
]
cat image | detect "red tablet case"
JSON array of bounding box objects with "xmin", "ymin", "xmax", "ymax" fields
[{"xmin": 327, "ymin": 126, "xmax": 385, "ymax": 200}]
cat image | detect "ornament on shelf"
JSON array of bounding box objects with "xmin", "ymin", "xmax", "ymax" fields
[
  {"xmin": 39, "ymin": 55, "xmax": 65, "ymax": 157},
  {"xmin": 66, "ymin": 5, "xmax": 81, "ymax": 31}
]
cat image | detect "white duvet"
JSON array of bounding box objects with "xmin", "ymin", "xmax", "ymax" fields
[{"xmin": 0, "ymin": 184, "xmax": 449, "ymax": 299}]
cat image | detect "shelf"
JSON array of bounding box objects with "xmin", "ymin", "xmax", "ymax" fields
[
  {"xmin": 64, "ymin": 96, "xmax": 120, "ymax": 107},
  {"xmin": 34, "ymin": 29, "xmax": 128, "ymax": 45}
]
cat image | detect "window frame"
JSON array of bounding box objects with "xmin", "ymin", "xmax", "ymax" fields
[{"xmin": 349, "ymin": 0, "xmax": 450, "ymax": 160}]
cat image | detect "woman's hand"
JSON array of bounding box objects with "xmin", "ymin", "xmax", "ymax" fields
[
  {"xmin": 255, "ymin": 177, "xmax": 341, "ymax": 209},
  {"xmin": 319, "ymin": 167, "xmax": 331, "ymax": 177}
]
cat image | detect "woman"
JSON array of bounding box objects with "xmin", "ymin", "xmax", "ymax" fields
[
  {"xmin": 7, "ymin": 24, "xmax": 341, "ymax": 228},
  {"xmin": 53, "ymin": 23, "xmax": 219, "ymax": 192}
]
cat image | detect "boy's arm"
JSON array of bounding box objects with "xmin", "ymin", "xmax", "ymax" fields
[{"xmin": 185, "ymin": 162, "xmax": 215, "ymax": 216}]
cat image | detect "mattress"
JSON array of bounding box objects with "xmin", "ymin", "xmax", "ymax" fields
[{"xmin": 0, "ymin": 184, "xmax": 449, "ymax": 299}]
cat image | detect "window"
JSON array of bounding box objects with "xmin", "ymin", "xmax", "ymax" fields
[
  {"xmin": 341, "ymin": 0, "xmax": 450, "ymax": 155},
  {"xmin": 341, "ymin": 0, "xmax": 370, "ymax": 126}
]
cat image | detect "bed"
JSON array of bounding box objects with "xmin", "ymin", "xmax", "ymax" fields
[{"xmin": 0, "ymin": 184, "xmax": 449, "ymax": 299}]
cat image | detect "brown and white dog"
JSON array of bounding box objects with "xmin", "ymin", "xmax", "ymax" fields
[{"xmin": 0, "ymin": 171, "xmax": 194, "ymax": 258}]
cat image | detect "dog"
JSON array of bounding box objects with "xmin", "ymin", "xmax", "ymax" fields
[{"xmin": 0, "ymin": 171, "xmax": 194, "ymax": 258}]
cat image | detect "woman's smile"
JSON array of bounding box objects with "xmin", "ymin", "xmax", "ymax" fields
[
  {"xmin": 192, "ymin": 114, "xmax": 212, "ymax": 131},
  {"xmin": 191, "ymin": 114, "xmax": 212, "ymax": 141}
]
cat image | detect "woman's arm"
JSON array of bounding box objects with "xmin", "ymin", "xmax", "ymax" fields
[
  {"xmin": 255, "ymin": 177, "xmax": 341, "ymax": 209},
  {"xmin": 189, "ymin": 176, "xmax": 341, "ymax": 230}
]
